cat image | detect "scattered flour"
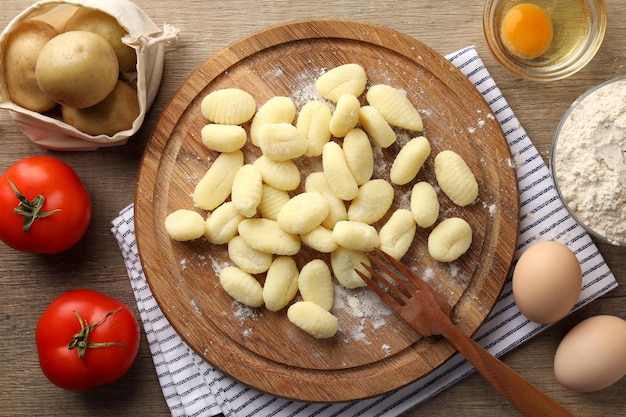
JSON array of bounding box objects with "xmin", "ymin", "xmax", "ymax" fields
[{"xmin": 553, "ymin": 78, "xmax": 626, "ymax": 244}]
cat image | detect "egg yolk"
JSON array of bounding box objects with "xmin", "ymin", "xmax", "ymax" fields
[{"xmin": 500, "ymin": 3, "xmax": 553, "ymax": 60}]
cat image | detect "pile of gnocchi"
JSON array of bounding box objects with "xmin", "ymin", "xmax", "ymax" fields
[{"xmin": 164, "ymin": 63, "xmax": 478, "ymax": 339}]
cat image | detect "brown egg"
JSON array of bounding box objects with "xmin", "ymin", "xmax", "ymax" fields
[
  {"xmin": 554, "ymin": 315, "xmax": 626, "ymax": 392},
  {"xmin": 512, "ymin": 241, "xmax": 582, "ymax": 324}
]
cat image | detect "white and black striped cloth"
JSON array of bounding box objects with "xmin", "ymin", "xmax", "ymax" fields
[{"xmin": 112, "ymin": 46, "xmax": 618, "ymax": 417}]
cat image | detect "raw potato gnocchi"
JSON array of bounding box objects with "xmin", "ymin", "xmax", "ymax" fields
[
  {"xmin": 193, "ymin": 150, "xmax": 244, "ymax": 210},
  {"xmin": 201, "ymin": 88, "xmax": 256, "ymax": 125},
  {"xmin": 253, "ymin": 155, "xmax": 301, "ymax": 191},
  {"xmin": 333, "ymin": 220, "xmax": 380, "ymax": 252},
  {"xmin": 298, "ymin": 259, "xmax": 334, "ymax": 311},
  {"xmin": 164, "ymin": 209, "xmax": 206, "ymax": 241},
  {"xmin": 434, "ymin": 150, "xmax": 478, "ymax": 207},
  {"xmin": 315, "ymin": 63, "xmax": 367, "ymax": 102},
  {"xmin": 277, "ymin": 192, "xmax": 329, "ymax": 235},
  {"xmin": 287, "ymin": 301, "xmax": 338, "ymax": 339},
  {"xmin": 238, "ymin": 218, "xmax": 301, "ymax": 256},
  {"xmin": 250, "ymin": 96, "xmax": 296, "ymax": 146},
  {"xmin": 428, "ymin": 217, "xmax": 473, "ymax": 262},
  {"xmin": 263, "ymin": 256, "xmax": 299, "ymax": 312},
  {"xmin": 330, "ymin": 246, "xmax": 370, "ymax": 289},
  {"xmin": 257, "ymin": 122, "xmax": 307, "ymax": 161},
  {"xmin": 322, "ymin": 141, "xmax": 359, "ymax": 201},
  {"xmin": 304, "ymin": 172, "xmax": 348, "ymax": 229},
  {"xmin": 359, "ymin": 105, "xmax": 396, "ymax": 148},
  {"xmin": 204, "ymin": 202, "xmax": 245, "ymax": 245},
  {"xmin": 299, "ymin": 225, "xmax": 338, "ymax": 253},
  {"xmin": 257, "ymin": 184, "xmax": 290, "ymax": 220},
  {"xmin": 201, "ymin": 124, "xmax": 247, "ymax": 152},
  {"xmin": 411, "ymin": 181, "xmax": 440, "ymax": 228},
  {"xmin": 296, "ymin": 100, "xmax": 332, "ymax": 157},
  {"xmin": 166, "ymin": 62, "xmax": 485, "ymax": 339},
  {"xmin": 366, "ymin": 84, "xmax": 423, "ymax": 131},
  {"xmin": 342, "ymin": 128, "xmax": 374, "ymax": 185},
  {"xmin": 227, "ymin": 235, "xmax": 273, "ymax": 274},
  {"xmin": 231, "ymin": 164, "xmax": 262, "ymax": 218},
  {"xmin": 329, "ymin": 94, "xmax": 361, "ymax": 138},
  {"xmin": 379, "ymin": 209, "xmax": 417, "ymax": 260},
  {"xmin": 348, "ymin": 179, "xmax": 394, "ymax": 224},
  {"xmin": 219, "ymin": 266, "xmax": 264, "ymax": 308},
  {"xmin": 390, "ymin": 136, "xmax": 431, "ymax": 185}
]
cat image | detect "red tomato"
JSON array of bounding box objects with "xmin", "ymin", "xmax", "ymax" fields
[
  {"xmin": 0, "ymin": 155, "xmax": 91, "ymax": 254},
  {"xmin": 35, "ymin": 289, "xmax": 140, "ymax": 391}
]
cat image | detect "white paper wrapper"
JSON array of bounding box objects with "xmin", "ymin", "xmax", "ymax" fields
[{"xmin": 0, "ymin": 0, "xmax": 179, "ymax": 150}]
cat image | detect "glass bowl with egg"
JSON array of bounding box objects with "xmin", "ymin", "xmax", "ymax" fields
[
  {"xmin": 550, "ymin": 75, "xmax": 626, "ymax": 246},
  {"xmin": 483, "ymin": 0, "xmax": 606, "ymax": 81}
]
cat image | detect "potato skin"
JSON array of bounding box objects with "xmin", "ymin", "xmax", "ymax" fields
[
  {"xmin": 64, "ymin": 7, "xmax": 136, "ymax": 73},
  {"xmin": 3, "ymin": 20, "xmax": 59, "ymax": 112},
  {"xmin": 61, "ymin": 80, "xmax": 139, "ymax": 136},
  {"xmin": 35, "ymin": 30, "xmax": 119, "ymax": 109}
]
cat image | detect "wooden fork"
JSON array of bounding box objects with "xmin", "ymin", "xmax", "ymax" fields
[{"xmin": 356, "ymin": 248, "xmax": 574, "ymax": 417}]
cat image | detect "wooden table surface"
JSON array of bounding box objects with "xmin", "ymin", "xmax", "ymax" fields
[{"xmin": 1, "ymin": 1, "xmax": 624, "ymax": 416}]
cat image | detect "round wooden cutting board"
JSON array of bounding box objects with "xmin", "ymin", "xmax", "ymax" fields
[{"xmin": 135, "ymin": 19, "xmax": 519, "ymax": 402}]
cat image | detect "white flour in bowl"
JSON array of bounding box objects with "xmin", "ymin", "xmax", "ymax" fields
[{"xmin": 552, "ymin": 77, "xmax": 626, "ymax": 245}]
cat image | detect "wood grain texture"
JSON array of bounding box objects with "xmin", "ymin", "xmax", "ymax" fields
[
  {"xmin": 135, "ymin": 19, "xmax": 518, "ymax": 402},
  {"xmin": 0, "ymin": 0, "xmax": 625, "ymax": 416}
]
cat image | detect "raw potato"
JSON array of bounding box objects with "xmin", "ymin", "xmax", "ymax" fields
[
  {"xmin": 64, "ymin": 7, "xmax": 137, "ymax": 73},
  {"xmin": 36, "ymin": 30, "xmax": 119, "ymax": 109},
  {"xmin": 287, "ymin": 301, "xmax": 338, "ymax": 339},
  {"xmin": 3, "ymin": 20, "xmax": 58, "ymax": 112},
  {"xmin": 164, "ymin": 209, "xmax": 205, "ymax": 241},
  {"xmin": 62, "ymin": 80, "xmax": 139, "ymax": 136},
  {"xmin": 428, "ymin": 217, "xmax": 472, "ymax": 262}
]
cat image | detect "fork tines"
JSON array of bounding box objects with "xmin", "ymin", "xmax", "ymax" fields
[{"xmin": 356, "ymin": 248, "xmax": 421, "ymax": 307}]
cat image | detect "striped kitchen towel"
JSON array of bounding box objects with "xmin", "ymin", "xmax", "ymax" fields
[{"xmin": 111, "ymin": 45, "xmax": 618, "ymax": 417}]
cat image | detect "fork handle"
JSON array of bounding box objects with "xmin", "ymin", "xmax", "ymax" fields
[{"xmin": 439, "ymin": 320, "xmax": 574, "ymax": 417}]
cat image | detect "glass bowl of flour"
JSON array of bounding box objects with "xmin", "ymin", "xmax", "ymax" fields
[{"xmin": 551, "ymin": 75, "xmax": 626, "ymax": 246}]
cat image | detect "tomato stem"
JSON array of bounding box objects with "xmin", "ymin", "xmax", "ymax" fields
[
  {"xmin": 8, "ymin": 178, "xmax": 61, "ymax": 233},
  {"xmin": 68, "ymin": 308, "xmax": 128, "ymax": 359}
]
